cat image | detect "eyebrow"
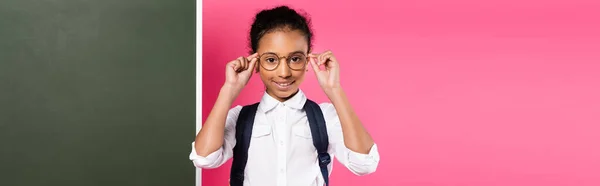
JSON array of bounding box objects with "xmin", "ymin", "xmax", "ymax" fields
[
  {"xmin": 263, "ymin": 50, "xmax": 306, "ymax": 55},
  {"xmin": 288, "ymin": 50, "xmax": 305, "ymax": 55}
]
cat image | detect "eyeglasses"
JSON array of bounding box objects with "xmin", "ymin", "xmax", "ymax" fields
[{"xmin": 258, "ymin": 52, "xmax": 308, "ymax": 71}]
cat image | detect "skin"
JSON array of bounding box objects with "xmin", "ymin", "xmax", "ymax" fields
[{"xmin": 194, "ymin": 29, "xmax": 374, "ymax": 157}]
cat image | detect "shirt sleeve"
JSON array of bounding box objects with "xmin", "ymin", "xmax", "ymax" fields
[
  {"xmin": 320, "ymin": 103, "xmax": 380, "ymax": 176},
  {"xmin": 189, "ymin": 105, "xmax": 242, "ymax": 169}
]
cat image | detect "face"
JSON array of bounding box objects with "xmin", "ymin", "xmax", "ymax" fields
[{"xmin": 256, "ymin": 29, "xmax": 309, "ymax": 102}]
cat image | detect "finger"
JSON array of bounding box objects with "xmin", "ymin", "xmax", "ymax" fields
[
  {"xmin": 234, "ymin": 59, "xmax": 243, "ymax": 72},
  {"xmin": 309, "ymin": 53, "xmax": 322, "ymax": 65},
  {"xmin": 319, "ymin": 55, "xmax": 327, "ymax": 68},
  {"xmin": 319, "ymin": 51, "xmax": 331, "ymax": 66},
  {"xmin": 309, "ymin": 56, "xmax": 320, "ymax": 72},
  {"xmin": 246, "ymin": 54, "xmax": 257, "ymax": 69},
  {"xmin": 227, "ymin": 61, "xmax": 237, "ymax": 72},
  {"xmin": 308, "ymin": 53, "xmax": 318, "ymax": 66},
  {"xmin": 246, "ymin": 57, "xmax": 258, "ymax": 72},
  {"xmin": 324, "ymin": 50, "xmax": 333, "ymax": 57},
  {"xmin": 246, "ymin": 53, "xmax": 258, "ymax": 61},
  {"xmin": 319, "ymin": 53, "xmax": 325, "ymax": 66},
  {"xmin": 245, "ymin": 56, "xmax": 251, "ymax": 70},
  {"xmin": 323, "ymin": 53, "xmax": 337, "ymax": 68},
  {"xmin": 243, "ymin": 57, "xmax": 250, "ymax": 71},
  {"xmin": 321, "ymin": 50, "xmax": 333, "ymax": 60},
  {"xmin": 238, "ymin": 57, "xmax": 247, "ymax": 71},
  {"xmin": 228, "ymin": 60, "xmax": 234, "ymax": 68},
  {"xmin": 322, "ymin": 52, "xmax": 333, "ymax": 61}
]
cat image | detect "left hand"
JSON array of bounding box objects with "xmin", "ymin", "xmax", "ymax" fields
[{"xmin": 309, "ymin": 50, "xmax": 341, "ymax": 92}]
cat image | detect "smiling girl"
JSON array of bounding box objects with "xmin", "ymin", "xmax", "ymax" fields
[{"xmin": 190, "ymin": 5, "xmax": 380, "ymax": 186}]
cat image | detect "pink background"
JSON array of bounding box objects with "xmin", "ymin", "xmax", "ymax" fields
[{"xmin": 202, "ymin": 0, "xmax": 600, "ymax": 185}]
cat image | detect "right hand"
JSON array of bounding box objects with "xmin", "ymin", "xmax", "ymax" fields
[{"xmin": 224, "ymin": 53, "xmax": 259, "ymax": 90}]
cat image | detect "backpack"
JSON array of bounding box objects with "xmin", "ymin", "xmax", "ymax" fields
[{"xmin": 229, "ymin": 99, "xmax": 331, "ymax": 186}]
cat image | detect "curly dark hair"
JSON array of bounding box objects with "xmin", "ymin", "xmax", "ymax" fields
[{"xmin": 249, "ymin": 5, "xmax": 314, "ymax": 54}]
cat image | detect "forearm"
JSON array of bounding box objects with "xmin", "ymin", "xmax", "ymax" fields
[
  {"xmin": 325, "ymin": 87, "xmax": 374, "ymax": 154},
  {"xmin": 194, "ymin": 84, "xmax": 240, "ymax": 156}
]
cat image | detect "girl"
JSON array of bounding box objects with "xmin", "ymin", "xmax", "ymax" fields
[{"xmin": 190, "ymin": 5, "xmax": 380, "ymax": 186}]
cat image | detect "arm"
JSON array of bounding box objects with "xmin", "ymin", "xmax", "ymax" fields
[
  {"xmin": 310, "ymin": 51, "xmax": 379, "ymax": 175},
  {"xmin": 325, "ymin": 88, "xmax": 374, "ymax": 154},
  {"xmin": 309, "ymin": 51, "xmax": 375, "ymax": 154},
  {"xmin": 194, "ymin": 85, "xmax": 240, "ymax": 156},
  {"xmin": 322, "ymin": 102, "xmax": 379, "ymax": 176},
  {"xmin": 190, "ymin": 54, "xmax": 258, "ymax": 168},
  {"xmin": 190, "ymin": 102, "xmax": 241, "ymax": 169}
]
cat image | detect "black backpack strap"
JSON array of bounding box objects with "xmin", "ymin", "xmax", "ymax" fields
[
  {"xmin": 304, "ymin": 99, "xmax": 331, "ymax": 186},
  {"xmin": 230, "ymin": 102, "xmax": 260, "ymax": 186}
]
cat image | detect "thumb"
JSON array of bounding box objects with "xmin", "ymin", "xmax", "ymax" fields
[
  {"xmin": 246, "ymin": 57, "xmax": 258, "ymax": 73},
  {"xmin": 310, "ymin": 57, "xmax": 320, "ymax": 72},
  {"xmin": 226, "ymin": 62, "xmax": 237, "ymax": 74}
]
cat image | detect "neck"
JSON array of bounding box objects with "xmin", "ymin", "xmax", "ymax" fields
[{"xmin": 266, "ymin": 89, "xmax": 299, "ymax": 102}]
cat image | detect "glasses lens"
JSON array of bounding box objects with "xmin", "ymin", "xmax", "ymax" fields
[
  {"xmin": 260, "ymin": 54, "xmax": 279, "ymax": 70},
  {"xmin": 288, "ymin": 53, "xmax": 307, "ymax": 70}
]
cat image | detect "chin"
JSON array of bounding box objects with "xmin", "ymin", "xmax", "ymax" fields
[{"xmin": 271, "ymin": 87, "xmax": 299, "ymax": 99}]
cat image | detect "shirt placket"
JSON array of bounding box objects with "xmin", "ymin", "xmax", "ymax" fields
[{"xmin": 276, "ymin": 103, "xmax": 288, "ymax": 186}]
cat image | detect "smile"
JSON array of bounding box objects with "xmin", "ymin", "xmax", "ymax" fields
[{"xmin": 273, "ymin": 81, "xmax": 295, "ymax": 89}]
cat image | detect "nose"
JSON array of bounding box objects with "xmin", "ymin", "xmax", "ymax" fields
[{"xmin": 276, "ymin": 59, "xmax": 292, "ymax": 78}]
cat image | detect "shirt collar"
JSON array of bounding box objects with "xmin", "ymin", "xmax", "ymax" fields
[{"xmin": 258, "ymin": 89, "xmax": 307, "ymax": 112}]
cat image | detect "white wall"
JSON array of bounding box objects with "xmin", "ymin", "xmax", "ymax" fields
[{"xmin": 195, "ymin": 0, "xmax": 203, "ymax": 185}]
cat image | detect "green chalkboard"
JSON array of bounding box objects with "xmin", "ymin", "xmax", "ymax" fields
[{"xmin": 0, "ymin": 0, "xmax": 195, "ymax": 185}]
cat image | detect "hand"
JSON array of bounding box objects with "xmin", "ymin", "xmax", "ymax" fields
[
  {"xmin": 224, "ymin": 53, "xmax": 259, "ymax": 91},
  {"xmin": 309, "ymin": 50, "xmax": 341, "ymax": 92}
]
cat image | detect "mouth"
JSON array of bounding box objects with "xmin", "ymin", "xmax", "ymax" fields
[{"xmin": 272, "ymin": 80, "xmax": 295, "ymax": 90}]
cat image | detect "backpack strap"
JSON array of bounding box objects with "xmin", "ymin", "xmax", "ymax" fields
[
  {"xmin": 230, "ymin": 102, "xmax": 260, "ymax": 186},
  {"xmin": 229, "ymin": 100, "xmax": 331, "ymax": 186},
  {"xmin": 304, "ymin": 99, "xmax": 331, "ymax": 186}
]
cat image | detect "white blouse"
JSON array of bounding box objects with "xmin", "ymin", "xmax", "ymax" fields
[{"xmin": 190, "ymin": 89, "xmax": 380, "ymax": 186}]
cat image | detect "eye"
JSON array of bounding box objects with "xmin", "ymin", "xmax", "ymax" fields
[
  {"xmin": 290, "ymin": 56, "xmax": 304, "ymax": 63},
  {"xmin": 266, "ymin": 58, "xmax": 277, "ymax": 63}
]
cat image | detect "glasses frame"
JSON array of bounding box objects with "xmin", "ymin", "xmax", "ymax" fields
[{"xmin": 258, "ymin": 52, "xmax": 308, "ymax": 71}]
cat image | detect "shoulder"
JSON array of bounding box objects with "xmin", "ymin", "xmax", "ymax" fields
[
  {"xmin": 318, "ymin": 102, "xmax": 335, "ymax": 111},
  {"xmin": 317, "ymin": 102, "xmax": 338, "ymax": 119},
  {"xmin": 227, "ymin": 103, "xmax": 259, "ymax": 119},
  {"xmin": 225, "ymin": 105, "xmax": 244, "ymax": 123},
  {"xmin": 224, "ymin": 105, "xmax": 252, "ymax": 128},
  {"xmin": 229, "ymin": 105, "xmax": 243, "ymax": 114}
]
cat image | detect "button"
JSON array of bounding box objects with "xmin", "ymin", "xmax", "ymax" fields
[
  {"xmin": 280, "ymin": 169, "xmax": 284, "ymax": 173},
  {"xmin": 280, "ymin": 141, "xmax": 284, "ymax": 146}
]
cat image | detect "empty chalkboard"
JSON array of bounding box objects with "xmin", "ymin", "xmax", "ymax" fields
[{"xmin": 0, "ymin": 0, "xmax": 195, "ymax": 185}]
